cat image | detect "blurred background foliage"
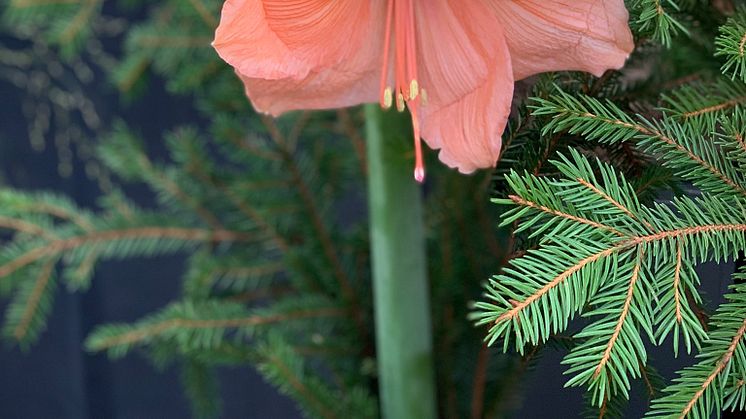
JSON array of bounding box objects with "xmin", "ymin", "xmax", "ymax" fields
[
  {"xmin": 0, "ymin": 1, "xmax": 514, "ymax": 417},
  {"xmin": 0, "ymin": 0, "xmax": 745, "ymax": 418}
]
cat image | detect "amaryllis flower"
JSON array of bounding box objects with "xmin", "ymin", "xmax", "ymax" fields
[{"xmin": 213, "ymin": 0, "xmax": 633, "ymax": 181}]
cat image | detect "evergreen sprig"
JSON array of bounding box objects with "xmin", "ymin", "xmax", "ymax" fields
[
  {"xmin": 84, "ymin": 297, "xmax": 345, "ymax": 359},
  {"xmin": 475, "ymin": 148, "xmax": 746, "ymax": 409},
  {"xmin": 661, "ymin": 79, "xmax": 746, "ymax": 132},
  {"xmin": 477, "ymin": 18, "xmax": 746, "ymax": 411},
  {"xmin": 532, "ymin": 89, "xmax": 746, "ymax": 198},
  {"xmin": 627, "ymin": 0, "xmax": 688, "ymax": 46},
  {"xmin": 716, "ymin": 7, "xmax": 746, "ymax": 82},
  {"xmin": 647, "ymin": 274, "xmax": 746, "ymax": 419}
]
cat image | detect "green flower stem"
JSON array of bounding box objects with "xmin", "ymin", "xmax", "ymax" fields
[{"xmin": 364, "ymin": 104, "xmax": 437, "ymax": 419}]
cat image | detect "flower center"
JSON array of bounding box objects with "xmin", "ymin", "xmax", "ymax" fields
[{"xmin": 379, "ymin": 0, "xmax": 426, "ymax": 183}]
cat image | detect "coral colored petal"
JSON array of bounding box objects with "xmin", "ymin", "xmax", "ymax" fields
[
  {"xmin": 491, "ymin": 0, "xmax": 634, "ymax": 79},
  {"xmin": 213, "ymin": 0, "xmax": 383, "ymax": 114},
  {"xmin": 415, "ymin": 0, "xmax": 514, "ymax": 173},
  {"xmin": 237, "ymin": 69, "xmax": 378, "ymax": 116}
]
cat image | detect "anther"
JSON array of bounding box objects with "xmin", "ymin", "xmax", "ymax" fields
[
  {"xmin": 409, "ymin": 79, "xmax": 419, "ymax": 100},
  {"xmin": 420, "ymin": 88, "xmax": 428, "ymax": 106},
  {"xmin": 396, "ymin": 93, "xmax": 406, "ymax": 112},
  {"xmin": 383, "ymin": 87, "xmax": 393, "ymax": 109}
]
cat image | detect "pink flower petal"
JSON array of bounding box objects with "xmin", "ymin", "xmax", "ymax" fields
[
  {"xmin": 213, "ymin": 0, "xmax": 384, "ymax": 114},
  {"xmin": 237, "ymin": 69, "xmax": 379, "ymax": 116},
  {"xmin": 491, "ymin": 0, "xmax": 634, "ymax": 80},
  {"xmin": 415, "ymin": 0, "xmax": 514, "ymax": 173}
]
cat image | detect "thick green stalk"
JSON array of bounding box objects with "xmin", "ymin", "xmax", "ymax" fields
[{"xmin": 364, "ymin": 104, "xmax": 437, "ymax": 419}]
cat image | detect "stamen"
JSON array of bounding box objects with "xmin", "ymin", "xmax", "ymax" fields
[
  {"xmin": 379, "ymin": 0, "xmax": 395, "ymax": 108},
  {"xmin": 394, "ymin": 1, "xmax": 407, "ymax": 101},
  {"xmin": 405, "ymin": 0, "xmax": 418, "ymax": 98},
  {"xmin": 378, "ymin": 0, "xmax": 427, "ymax": 182}
]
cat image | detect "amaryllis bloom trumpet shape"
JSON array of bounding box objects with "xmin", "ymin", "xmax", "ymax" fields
[{"xmin": 213, "ymin": 0, "xmax": 634, "ymax": 181}]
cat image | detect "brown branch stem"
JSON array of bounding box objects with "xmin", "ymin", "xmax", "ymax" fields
[
  {"xmin": 92, "ymin": 308, "xmax": 345, "ymax": 350},
  {"xmin": 0, "ymin": 226, "xmax": 253, "ymax": 279},
  {"xmin": 496, "ymin": 223, "xmax": 746, "ymax": 324},
  {"xmin": 679, "ymin": 317, "xmax": 746, "ymax": 418}
]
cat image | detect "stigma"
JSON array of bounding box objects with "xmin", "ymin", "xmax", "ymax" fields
[{"xmin": 379, "ymin": 0, "xmax": 426, "ymax": 183}]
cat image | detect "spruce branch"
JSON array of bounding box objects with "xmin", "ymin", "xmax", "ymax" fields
[
  {"xmin": 260, "ymin": 116, "xmax": 358, "ymax": 307},
  {"xmin": 33, "ymin": 202, "xmax": 95, "ymax": 232},
  {"xmin": 132, "ymin": 35, "xmax": 213, "ymax": 49},
  {"xmin": 661, "ymin": 80, "xmax": 746, "ymax": 135},
  {"xmin": 564, "ymin": 249, "xmax": 656, "ymax": 405},
  {"xmin": 219, "ymin": 126, "xmax": 283, "ymax": 162},
  {"xmin": 593, "ymin": 252, "xmax": 645, "ymax": 376},
  {"xmin": 185, "ymin": 0, "xmax": 217, "ymax": 28},
  {"xmin": 336, "ymin": 109, "xmax": 368, "ymax": 176},
  {"xmin": 716, "ymin": 8, "xmax": 746, "ymax": 82},
  {"xmin": 181, "ymin": 359, "xmax": 222, "ymax": 419},
  {"xmin": 185, "ymin": 156, "xmax": 290, "ymax": 252},
  {"xmin": 474, "ymin": 151, "xmax": 746, "ymax": 406},
  {"xmin": 7, "ymin": 0, "xmax": 102, "ymax": 55},
  {"xmin": 100, "ymin": 128, "xmax": 226, "ymax": 230},
  {"xmin": 575, "ymin": 177, "xmax": 655, "ymax": 231},
  {"xmin": 647, "ymin": 278, "xmax": 746, "ymax": 419},
  {"xmin": 255, "ymin": 333, "xmax": 377, "ymax": 419},
  {"xmin": 0, "ymin": 215, "xmax": 57, "ymax": 240},
  {"xmin": 719, "ymin": 108, "xmax": 746, "ymax": 167},
  {"xmin": 86, "ymin": 302, "xmax": 345, "ymax": 358},
  {"xmin": 507, "ymin": 195, "xmax": 625, "ymax": 237},
  {"xmin": 2, "ymin": 257, "xmax": 58, "ymax": 346},
  {"xmin": 0, "ymin": 225, "xmax": 253, "ymax": 279},
  {"xmin": 653, "ymin": 239, "xmax": 708, "ymax": 355},
  {"xmin": 0, "ymin": 190, "xmax": 96, "ymax": 231},
  {"xmin": 183, "ymin": 253, "xmax": 286, "ymax": 300},
  {"xmin": 56, "ymin": 0, "xmax": 98, "ymax": 45},
  {"xmin": 628, "ymin": 0, "xmax": 688, "ymax": 46},
  {"xmin": 532, "ymin": 89, "xmax": 746, "ymax": 198},
  {"xmin": 260, "ymin": 347, "xmax": 340, "ymax": 419},
  {"xmin": 64, "ymin": 246, "xmax": 99, "ymax": 290},
  {"xmin": 481, "ymin": 213, "xmax": 745, "ymax": 343}
]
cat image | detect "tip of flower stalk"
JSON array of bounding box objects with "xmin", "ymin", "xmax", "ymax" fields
[{"xmin": 414, "ymin": 167, "xmax": 426, "ymax": 183}]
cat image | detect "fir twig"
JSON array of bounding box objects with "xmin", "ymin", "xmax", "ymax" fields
[{"xmin": 0, "ymin": 226, "xmax": 253, "ymax": 279}]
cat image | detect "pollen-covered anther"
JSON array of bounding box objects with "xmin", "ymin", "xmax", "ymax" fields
[
  {"xmin": 409, "ymin": 79, "xmax": 419, "ymax": 100},
  {"xmin": 382, "ymin": 87, "xmax": 393, "ymax": 109},
  {"xmin": 396, "ymin": 93, "xmax": 406, "ymax": 112}
]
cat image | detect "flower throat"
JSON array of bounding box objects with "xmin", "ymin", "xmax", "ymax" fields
[{"xmin": 379, "ymin": 0, "xmax": 426, "ymax": 183}]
